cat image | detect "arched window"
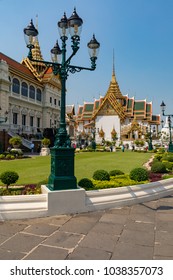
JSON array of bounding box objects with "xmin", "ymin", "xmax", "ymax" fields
[
  {"xmin": 36, "ymin": 88, "xmax": 42, "ymax": 101},
  {"xmin": 29, "ymin": 85, "xmax": 35, "ymax": 99},
  {"xmin": 12, "ymin": 78, "xmax": 20, "ymax": 94},
  {"xmin": 21, "ymin": 82, "xmax": 28, "ymax": 97}
]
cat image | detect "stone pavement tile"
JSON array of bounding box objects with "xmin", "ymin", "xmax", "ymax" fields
[
  {"xmin": 43, "ymin": 231, "xmax": 84, "ymax": 249},
  {"xmin": 154, "ymin": 244, "xmax": 173, "ymax": 258},
  {"xmin": 128, "ymin": 213, "xmax": 155, "ymax": 223},
  {"xmin": 0, "ymin": 234, "xmax": 11, "ymax": 244},
  {"xmin": 24, "ymin": 245, "xmax": 69, "ymax": 260},
  {"xmin": 124, "ymin": 221, "xmax": 155, "ymax": 232},
  {"xmin": 90, "ymin": 222, "xmax": 124, "ymax": 235},
  {"xmin": 157, "ymin": 206, "xmax": 173, "ymax": 213},
  {"xmin": 119, "ymin": 229, "xmax": 154, "ymax": 246},
  {"xmin": 8, "ymin": 215, "xmax": 72, "ymax": 226},
  {"xmin": 67, "ymin": 246, "xmax": 112, "ymax": 260},
  {"xmin": 99, "ymin": 213, "xmax": 128, "ymax": 225},
  {"xmin": 153, "ymin": 256, "xmax": 173, "ymax": 260},
  {"xmin": 155, "ymin": 231, "xmax": 173, "ymax": 246},
  {"xmin": 155, "ymin": 220, "xmax": 173, "ymax": 231},
  {"xmin": 0, "ymin": 222, "xmax": 28, "ymax": 236},
  {"xmin": 142, "ymin": 200, "xmax": 158, "ymax": 209},
  {"xmin": 43, "ymin": 215, "xmax": 72, "ymax": 226},
  {"xmin": 0, "ymin": 248, "xmax": 25, "ymax": 260},
  {"xmin": 1, "ymin": 233, "xmax": 45, "ymax": 253},
  {"xmin": 130, "ymin": 204, "xmax": 156, "ymax": 214},
  {"xmin": 111, "ymin": 242, "xmax": 153, "ymax": 260},
  {"xmin": 79, "ymin": 232, "xmax": 118, "ymax": 252},
  {"xmin": 157, "ymin": 199, "xmax": 173, "ymax": 209},
  {"xmin": 107, "ymin": 207, "xmax": 131, "ymax": 215},
  {"xmin": 22, "ymin": 223, "xmax": 59, "ymax": 237},
  {"xmin": 59, "ymin": 212, "xmax": 103, "ymax": 234},
  {"xmin": 156, "ymin": 212, "xmax": 173, "ymax": 222}
]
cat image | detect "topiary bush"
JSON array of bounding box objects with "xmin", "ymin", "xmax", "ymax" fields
[
  {"xmin": 129, "ymin": 167, "xmax": 149, "ymax": 182},
  {"xmin": 151, "ymin": 162, "xmax": 167, "ymax": 173},
  {"xmin": 78, "ymin": 178, "xmax": 94, "ymax": 190},
  {"xmin": 0, "ymin": 154, "xmax": 5, "ymax": 160},
  {"xmin": 0, "ymin": 171, "xmax": 19, "ymax": 189},
  {"xmin": 93, "ymin": 169, "xmax": 110, "ymax": 181},
  {"xmin": 109, "ymin": 169, "xmax": 125, "ymax": 176},
  {"xmin": 154, "ymin": 154, "xmax": 163, "ymax": 161},
  {"xmin": 163, "ymin": 161, "xmax": 173, "ymax": 172},
  {"xmin": 161, "ymin": 154, "xmax": 173, "ymax": 162}
]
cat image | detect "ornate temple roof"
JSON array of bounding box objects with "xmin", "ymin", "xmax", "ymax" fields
[{"xmin": 76, "ymin": 64, "xmax": 160, "ymax": 126}]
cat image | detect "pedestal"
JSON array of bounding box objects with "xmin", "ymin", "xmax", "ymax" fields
[
  {"xmin": 168, "ymin": 143, "xmax": 173, "ymax": 153},
  {"xmin": 40, "ymin": 147, "xmax": 50, "ymax": 156},
  {"xmin": 47, "ymin": 147, "xmax": 77, "ymax": 191}
]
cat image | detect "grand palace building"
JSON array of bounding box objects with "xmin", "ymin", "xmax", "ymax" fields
[
  {"xmin": 0, "ymin": 35, "xmax": 62, "ymax": 151},
  {"xmin": 76, "ymin": 66, "xmax": 160, "ymax": 146}
]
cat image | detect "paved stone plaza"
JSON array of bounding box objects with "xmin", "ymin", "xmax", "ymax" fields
[{"xmin": 0, "ymin": 194, "xmax": 173, "ymax": 260}]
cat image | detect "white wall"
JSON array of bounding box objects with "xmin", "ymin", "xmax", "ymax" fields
[{"xmin": 96, "ymin": 115, "xmax": 120, "ymax": 142}]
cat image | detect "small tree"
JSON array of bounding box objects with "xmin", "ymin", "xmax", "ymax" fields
[
  {"xmin": 0, "ymin": 171, "xmax": 19, "ymax": 189},
  {"xmin": 9, "ymin": 136, "xmax": 22, "ymax": 148},
  {"xmin": 41, "ymin": 138, "xmax": 50, "ymax": 147}
]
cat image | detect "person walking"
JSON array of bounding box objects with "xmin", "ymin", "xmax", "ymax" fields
[{"xmin": 30, "ymin": 142, "xmax": 34, "ymax": 153}]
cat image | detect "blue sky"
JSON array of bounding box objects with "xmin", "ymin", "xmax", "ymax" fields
[{"xmin": 1, "ymin": 0, "xmax": 173, "ymax": 117}]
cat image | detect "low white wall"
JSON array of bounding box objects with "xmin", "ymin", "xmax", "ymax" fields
[
  {"xmin": 1, "ymin": 178, "xmax": 173, "ymax": 220},
  {"xmin": 0, "ymin": 194, "xmax": 48, "ymax": 220}
]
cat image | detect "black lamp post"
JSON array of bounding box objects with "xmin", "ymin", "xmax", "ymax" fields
[
  {"xmin": 160, "ymin": 101, "xmax": 173, "ymax": 153},
  {"xmin": 148, "ymin": 124, "xmax": 153, "ymax": 151},
  {"xmin": 24, "ymin": 9, "xmax": 100, "ymax": 190},
  {"xmin": 91, "ymin": 127, "xmax": 96, "ymax": 151},
  {"xmin": 161, "ymin": 119, "xmax": 164, "ymax": 128}
]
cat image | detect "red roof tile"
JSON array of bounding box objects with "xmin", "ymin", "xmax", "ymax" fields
[{"xmin": 0, "ymin": 52, "xmax": 34, "ymax": 77}]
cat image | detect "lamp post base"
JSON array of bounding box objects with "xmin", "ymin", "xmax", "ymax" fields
[
  {"xmin": 168, "ymin": 143, "xmax": 173, "ymax": 153},
  {"xmin": 47, "ymin": 147, "xmax": 77, "ymax": 191},
  {"xmin": 148, "ymin": 142, "xmax": 153, "ymax": 151}
]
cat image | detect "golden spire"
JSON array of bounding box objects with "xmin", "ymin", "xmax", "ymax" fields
[
  {"xmin": 31, "ymin": 15, "xmax": 47, "ymax": 74},
  {"xmin": 112, "ymin": 49, "xmax": 116, "ymax": 83}
]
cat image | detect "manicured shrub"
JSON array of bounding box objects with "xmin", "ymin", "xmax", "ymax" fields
[
  {"xmin": 0, "ymin": 171, "xmax": 19, "ymax": 189},
  {"xmin": 166, "ymin": 155, "xmax": 173, "ymax": 162},
  {"xmin": 109, "ymin": 169, "xmax": 124, "ymax": 176},
  {"xmin": 163, "ymin": 161, "xmax": 173, "ymax": 171},
  {"xmin": 78, "ymin": 178, "xmax": 94, "ymax": 190},
  {"xmin": 151, "ymin": 162, "xmax": 167, "ymax": 173},
  {"xmin": 93, "ymin": 169, "xmax": 110, "ymax": 181},
  {"xmin": 0, "ymin": 154, "xmax": 5, "ymax": 160},
  {"xmin": 129, "ymin": 167, "xmax": 149, "ymax": 182},
  {"xmin": 5, "ymin": 154, "xmax": 12, "ymax": 160},
  {"xmin": 154, "ymin": 154, "xmax": 162, "ymax": 161}
]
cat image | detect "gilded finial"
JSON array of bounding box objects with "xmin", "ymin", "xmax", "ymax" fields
[{"xmin": 112, "ymin": 48, "xmax": 116, "ymax": 82}]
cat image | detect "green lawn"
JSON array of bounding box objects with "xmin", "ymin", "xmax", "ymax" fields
[{"xmin": 0, "ymin": 151, "xmax": 152, "ymax": 185}]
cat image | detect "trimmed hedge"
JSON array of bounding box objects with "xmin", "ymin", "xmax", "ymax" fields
[
  {"xmin": 151, "ymin": 162, "xmax": 167, "ymax": 173},
  {"xmin": 129, "ymin": 167, "xmax": 149, "ymax": 182},
  {"xmin": 109, "ymin": 169, "xmax": 124, "ymax": 176},
  {"xmin": 78, "ymin": 178, "xmax": 94, "ymax": 190},
  {"xmin": 93, "ymin": 169, "xmax": 110, "ymax": 181}
]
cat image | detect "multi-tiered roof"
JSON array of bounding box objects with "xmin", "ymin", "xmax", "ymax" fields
[{"xmin": 76, "ymin": 66, "xmax": 160, "ymax": 126}]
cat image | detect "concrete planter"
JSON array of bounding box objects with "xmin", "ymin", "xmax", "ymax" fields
[{"xmin": 1, "ymin": 178, "xmax": 173, "ymax": 221}]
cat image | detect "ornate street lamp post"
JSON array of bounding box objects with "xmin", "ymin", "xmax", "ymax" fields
[
  {"xmin": 160, "ymin": 101, "xmax": 173, "ymax": 152},
  {"xmin": 24, "ymin": 9, "xmax": 100, "ymax": 190}
]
